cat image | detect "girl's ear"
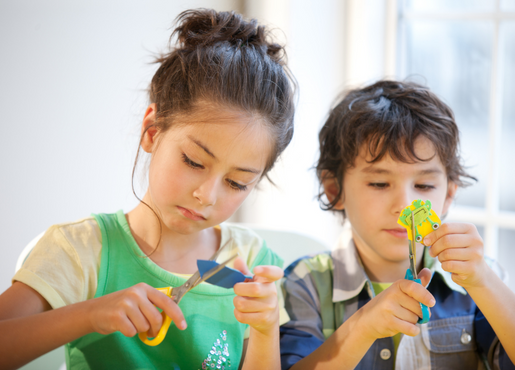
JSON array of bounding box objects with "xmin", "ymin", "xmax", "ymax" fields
[
  {"xmin": 442, "ymin": 180, "xmax": 458, "ymax": 215},
  {"xmin": 141, "ymin": 103, "xmax": 159, "ymax": 154},
  {"xmin": 321, "ymin": 170, "xmax": 345, "ymax": 210}
]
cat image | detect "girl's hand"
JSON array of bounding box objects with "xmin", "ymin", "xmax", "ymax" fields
[
  {"xmin": 85, "ymin": 283, "xmax": 186, "ymax": 337},
  {"xmin": 424, "ymin": 222, "xmax": 489, "ymax": 289},
  {"xmin": 232, "ymin": 258, "xmax": 284, "ymax": 336},
  {"xmin": 356, "ymin": 268, "xmax": 435, "ymax": 339}
]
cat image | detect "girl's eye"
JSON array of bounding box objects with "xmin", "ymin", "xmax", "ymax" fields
[
  {"xmin": 227, "ymin": 179, "xmax": 248, "ymax": 192},
  {"xmin": 415, "ymin": 184, "xmax": 436, "ymax": 191},
  {"xmin": 368, "ymin": 183, "xmax": 388, "ymax": 189},
  {"xmin": 182, "ymin": 153, "xmax": 204, "ymax": 169}
]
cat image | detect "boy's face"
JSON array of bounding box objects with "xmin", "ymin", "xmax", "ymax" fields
[{"xmin": 324, "ymin": 136, "xmax": 457, "ymax": 281}]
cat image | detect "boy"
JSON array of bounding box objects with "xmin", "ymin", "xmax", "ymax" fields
[{"xmin": 280, "ymin": 81, "xmax": 515, "ymax": 369}]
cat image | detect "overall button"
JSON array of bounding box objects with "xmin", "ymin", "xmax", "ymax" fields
[
  {"xmin": 380, "ymin": 348, "xmax": 391, "ymax": 360},
  {"xmin": 461, "ymin": 329, "xmax": 472, "ymax": 344}
]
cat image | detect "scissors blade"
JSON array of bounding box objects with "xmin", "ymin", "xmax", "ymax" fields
[
  {"xmin": 409, "ymin": 211, "xmax": 418, "ymax": 279},
  {"xmin": 197, "ymin": 254, "xmax": 239, "ymax": 283},
  {"xmin": 170, "ymin": 240, "xmax": 237, "ymax": 303}
]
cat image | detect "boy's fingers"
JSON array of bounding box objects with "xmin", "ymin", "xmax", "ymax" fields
[
  {"xmin": 400, "ymin": 279, "xmax": 435, "ymax": 307},
  {"xmin": 423, "ymin": 222, "xmax": 475, "ymax": 246},
  {"xmin": 252, "ymin": 265, "xmax": 284, "ymax": 283},
  {"xmin": 417, "ymin": 268, "xmax": 432, "ymax": 287},
  {"xmin": 147, "ymin": 289, "xmax": 187, "ymax": 330}
]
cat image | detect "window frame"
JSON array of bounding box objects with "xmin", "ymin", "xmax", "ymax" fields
[{"xmin": 392, "ymin": 0, "xmax": 515, "ymax": 259}]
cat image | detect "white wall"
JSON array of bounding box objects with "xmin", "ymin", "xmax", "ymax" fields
[
  {"xmin": 0, "ymin": 0, "xmax": 391, "ymax": 293},
  {"xmin": 0, "ymin": 0, "xmax": 243, "ymax": 293},
  {"xmin": 238, "ymin": 0, "xmax": 393, "ymax": 250}
]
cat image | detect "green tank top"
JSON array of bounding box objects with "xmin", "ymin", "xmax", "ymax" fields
[{"xmin": 65, "ymin": 211, "xmax": 282, "ymax": 370}]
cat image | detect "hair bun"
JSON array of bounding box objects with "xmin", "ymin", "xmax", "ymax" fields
[{"xmin": 173, "ymin": 8, "xmax": 285, "ymax": 63}]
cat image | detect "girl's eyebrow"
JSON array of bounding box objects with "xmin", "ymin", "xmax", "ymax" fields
[
  {"xmin": 189, "ymin": 135, "xmax": 216, "ymax": 158},
  {"xmin": 187, "ymin": 135, "xmax": 261, "ymax": 174}
]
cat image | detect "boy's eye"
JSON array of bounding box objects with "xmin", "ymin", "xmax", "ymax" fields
[
  {"xmin": 368, "ymin": 182, "xmax": 388, "ymax": 189},
  {"xmin": 226, "ymin": 179, "xmax": 248, "ymax": 192},
  {"xmin": 182, "ymin": 153, "xmax": 204, "ymax": 169},
  {"xmin": 415, "ymin": 184, "xmax": 436, "ymax": 190}
]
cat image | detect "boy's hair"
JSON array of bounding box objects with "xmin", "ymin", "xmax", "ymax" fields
[
  {"xmin": 316, "ymin": 80, "xmax": 476, "ymax": 218},
  {"xmin": 142, "ymin": 8, "xmax": 295, "ymax": 178}
]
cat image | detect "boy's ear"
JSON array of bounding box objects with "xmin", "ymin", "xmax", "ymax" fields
[
  {"xmin": 140, "ymin": 103, "xmax": 159, "ymax": 154},
  {"xmin": 321, "ymin": 170, "xmax": 345, "ymax": 210},
  {"xmin": 442, "ymin": 180, "xmax": 458, "ymax": 215}
]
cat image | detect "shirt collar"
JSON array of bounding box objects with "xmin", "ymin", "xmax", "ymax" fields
[{"xmin": 331, "ymin": 223, "xmax": 466, "ymax": 302}]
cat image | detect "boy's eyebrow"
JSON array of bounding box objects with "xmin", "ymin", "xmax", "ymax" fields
[
  {"xmin": 187, "ymin": 135, "xmax": 261, "ymax": 175},
  {"xmin": 361, "ymin": 166, "xmax": 443, "ymax": 175}
]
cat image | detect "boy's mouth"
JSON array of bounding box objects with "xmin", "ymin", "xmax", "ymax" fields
[{"xmin": 384, "ymin": 228, "xmax": 408, "ymax": 238}]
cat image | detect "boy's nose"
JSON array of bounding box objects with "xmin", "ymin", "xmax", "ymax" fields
[
  {"xmin": 193, "ymin": 177, "xmax": 218, "ymax": 206},
  {"xmin": 392, "ymin": 188, "xmax": 413, "ymax": 215}
]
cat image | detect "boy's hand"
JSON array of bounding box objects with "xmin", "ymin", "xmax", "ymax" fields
[
  {"xmin": 232, "ymin": 258, "xmax": 283, "ymax": 336},
  {"xmin": 424, "ymin": 222, "xmax": 489, "ymax": 289},
  {"xmin": 357, "ymin": 268, "xmax": 435, "ymax": 339},
  {"xmin": 85, "ymin": 283, "xmax": 186, "ymax": 338}
]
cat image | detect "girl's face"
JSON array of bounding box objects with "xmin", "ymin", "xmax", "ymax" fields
[{"xmin": 142, "ymin": 105, "xmax": 272, "ymax": 236}]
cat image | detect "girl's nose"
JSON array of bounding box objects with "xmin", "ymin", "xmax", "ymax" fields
[{"xmin": 193, "ymin": 178, "xmax": 218, "ymax": 206}]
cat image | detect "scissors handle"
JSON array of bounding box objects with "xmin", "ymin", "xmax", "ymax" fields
[
  {"xmin": 404, "ymin": 268, "xmax": 430, "ymax": 324},
  {"xmin": 138, "ymin": 287, "xmax": 174, "ymax": 346}
]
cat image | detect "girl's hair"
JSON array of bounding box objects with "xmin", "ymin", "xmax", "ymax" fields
[
  {"xmin": 316, "ymin": 80, "xmax": 476, "ymax": 219},
  {"xmin": 137, "ymin": 8, "xmax": 295, "ymax": 177},
  {"xmin": 132, "ymin": 9, "xmax": 296, "ymax": 252}
]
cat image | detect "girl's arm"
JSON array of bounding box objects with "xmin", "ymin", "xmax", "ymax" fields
[
  {"xmin": 0, "ymin": 281, "xmax": 186, "ymax": 370},
  {"xmin": 232, "ymin": 263, "xmax": 284, "ymax": 370},
  {"xmin": 426, "ymin": 222, "xmax": 515, "ymax": 363},
  {"xmin": 0, "ymin": 282, "xmax": 91, "ymax": 369}
]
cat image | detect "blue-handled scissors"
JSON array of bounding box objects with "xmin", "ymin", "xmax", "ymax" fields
[{"xmin": 405, "ymin": 211, "xmax": 430, "ymax": 324}]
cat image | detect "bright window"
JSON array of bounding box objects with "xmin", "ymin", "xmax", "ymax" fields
[{"xmin": 398, "ymin": 0, "xmax": 515, "ymax": 290}]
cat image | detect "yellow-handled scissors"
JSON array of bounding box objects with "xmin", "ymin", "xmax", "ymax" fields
[{"xmin": 138, "ymin": 253, "xmax": 239, "ymax": 346}]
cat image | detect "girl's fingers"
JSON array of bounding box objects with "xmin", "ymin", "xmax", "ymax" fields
[
  {"xmin": 147, "ymin": 288, "xmax": 187, "ymax": 330},
  {"xmin": 233, "ymin": 257, "xmax": 252, "ymax": 277},
  {"xmin": 119, "ymin": 316, "xmax": 138, "ymax": 338},
  {"xmin": 233, "ymin": 280, "xmax": 277, "ymax": 298},
  {"xmin": 138, "ymin": 300, "xmax": 164, "ymax": 338},
  {"xmin": 252, "ymin": 265, "xmax": 284, "ymax": 283},
  {"xmin": 125, "ymin": 305, "xmax": 151, "ymax": 336},
  {"xmin": 233, "ymin": 295, "xmax": 276, "ymax": 313}
]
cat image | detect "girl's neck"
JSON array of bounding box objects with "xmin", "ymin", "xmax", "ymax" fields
[{"xmin": 125, "ymin": 202, "xmax": 221, "ymax": 274}]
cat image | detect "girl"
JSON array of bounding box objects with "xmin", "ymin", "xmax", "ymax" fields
[{"xmin": 0, "ymin": 9, "xmax": 295, "ymax": 370}]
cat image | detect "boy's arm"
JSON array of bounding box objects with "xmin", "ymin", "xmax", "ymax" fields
[
  {"xmin": 280, "ymin": 261, "xmax": 434, "ymax": 369},
  {"xmin": 426, "ymin": 222, "xmax": 515, "ymax": 364},
  {"xmin": 466, "ymin": 269, "xmax": 515, "ymax": 363}
]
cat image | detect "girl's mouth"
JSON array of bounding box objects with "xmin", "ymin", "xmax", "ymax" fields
[{"xmin": 177, "ymin": 206, "xmax": 206, "ymax": 221}]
